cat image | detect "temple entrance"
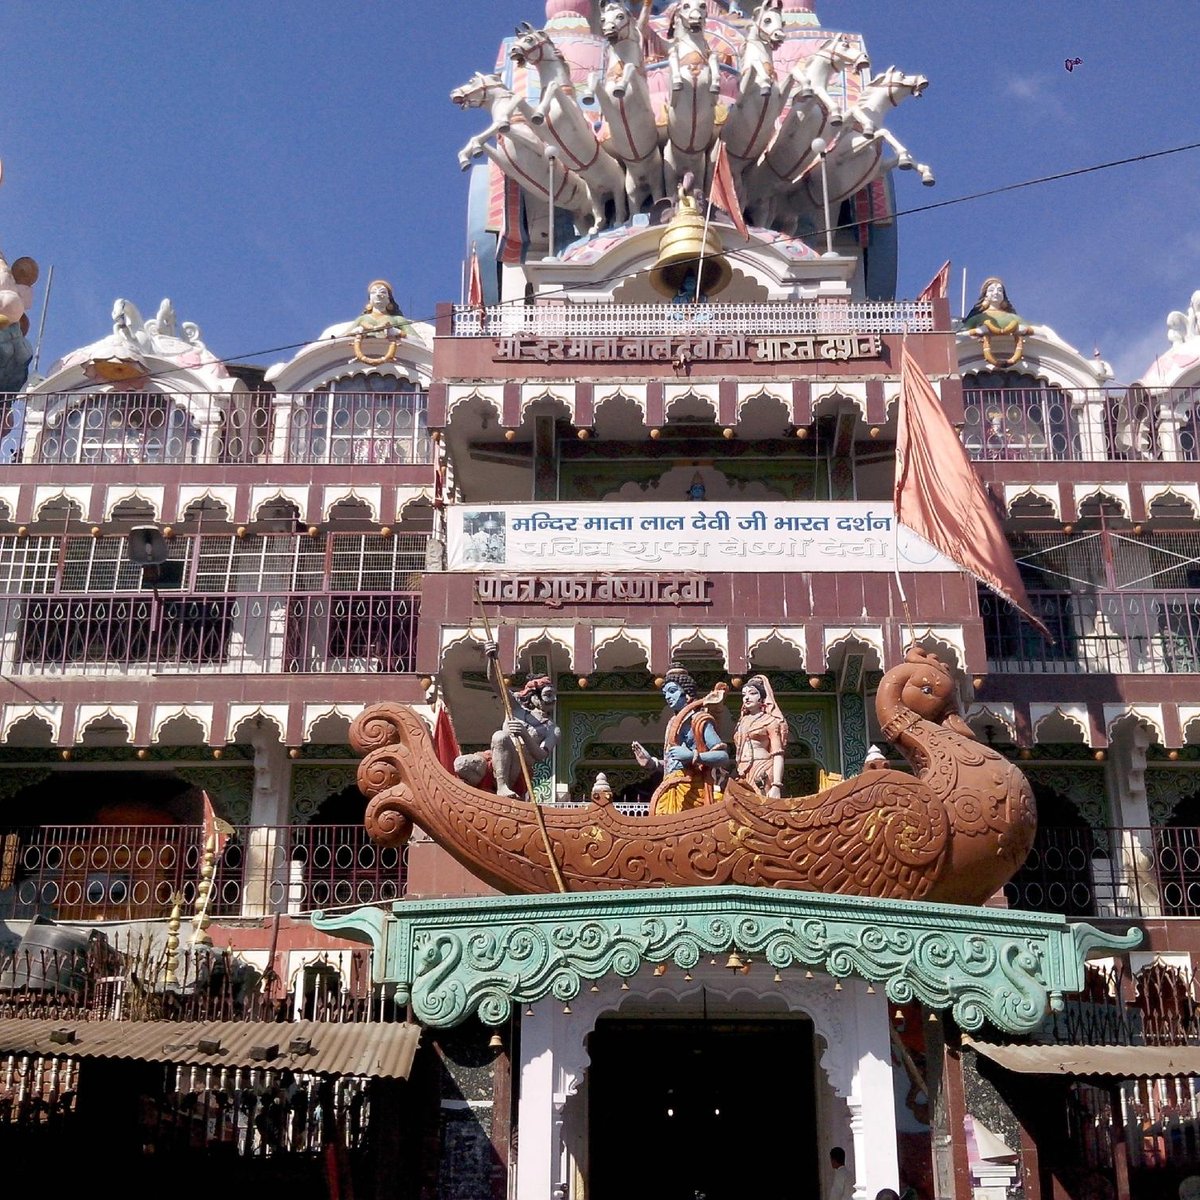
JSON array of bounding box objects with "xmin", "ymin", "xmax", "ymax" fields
[{"xmin": 588, "ymin": 1016, "xmax": 819, "ymax": 1200}]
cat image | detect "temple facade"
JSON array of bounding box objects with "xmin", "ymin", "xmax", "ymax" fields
[{"xmin": 2, "ymin": 2, "xmax": 1200, "ymax": 1199}]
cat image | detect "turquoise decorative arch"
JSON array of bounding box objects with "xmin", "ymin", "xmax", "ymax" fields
[{"xmin": 313, "ymin": 886, "xmax": 1140, "ymax": 1033}]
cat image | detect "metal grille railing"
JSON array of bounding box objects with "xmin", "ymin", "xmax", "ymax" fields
[
  {"xmin": 1006, "ymin": 826, "xmax": 1200, "ymax": 920},
  {"xmin": 3, "ymin": 591, "xmax": 420, "ymax": 675},
  {"xmin": 0, "ymin": 390, "xmax": 432, "ymax": 466},
  {"xmin": 981, "ymin": 589, "xmax": 1200, "ymax": 674},
  {"xmin": 451, "ymin": 299, "xmax": 935, "ymax": 337},
  {"xmin": 0, "ymin": 823, "xmax": 408, "ymax": 922},
  {"xmin": 962, "ymin": 384, "xmax": 1200, "ymax": 463}
]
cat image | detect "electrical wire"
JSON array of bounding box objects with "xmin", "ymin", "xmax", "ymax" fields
[{"xmin": 27, "ymin": 138, "xmax": 1200, "ymax": 392}]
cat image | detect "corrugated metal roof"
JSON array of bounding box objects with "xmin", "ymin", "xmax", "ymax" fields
[
  {"xmin": 0, "ymin": 1018, "xmax": 421, "ymax": 1080},
  {"xmin": 965, "ymin": 1037, "xmax": 1200, "ymax": 1079}
]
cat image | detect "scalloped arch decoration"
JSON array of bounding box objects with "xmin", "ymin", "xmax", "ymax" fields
[
  {"xmin": 592, "ymin": 627, "xmax": 652, "ymax": 672},
  {"xmin": 1031, "ymin": 706, "xmax": 1090, "ymax": 745},
  {"xmin": 1145, "ymin": 484, "xmax": 1200, "ymax": 519},
  {"xmin": 1105, "ymin": 706, "xmax": 1165, "ymax": 747},
  {"xmin": 2, "ymin": 711, "xmax": 58, "ymax": 746},
  {"xmin": 1005, "ymin": 484, "xmax": 1061, "ymax": 520},
  {"xmin": 965, "ymin": 703, "xmax": 1018, "ymax": 745},
  {"xmin": 745, "ymin": 626, "xmax": 806, "ymax": 669},
  {"xmin": 515, "ymin": 627, "xmax": 575, "ymax": 673},
  {"xmin": 76, "ymin": 707, "xmax": 136, "ymax": 745},
  {"xmin": 823, "ymin": 627, "xmax": 884, "ymax": 673},
  {"xmin": 305, "ymin": 705, "xmax": 364, "ymax": 743},
  {"xmin": 1074, "ymin": 483, "xmax": 1130, "ymax": 518},
  {"xmin": 518, "ymin": 387, "xmax": 575, "ymax": 427},
  {"xmin": 322, "ymin": 487, "xmax": 380, "ymax": 522},
  {"xmin": 104, "ymin": 487, "xmax": 163, "ymax": 521},
  {"xmin": 228, "ymin": 707, "xmax": 287, "ymax": 744},
  {"xmin": 152, "ymin": 710, "xmax": 211, "ymax": 745},
  {"xmin": 812, "ymin": 383, "xmax": 868, "ymax": 422},
  {"xmin": 446, "ymin": 388, "xmax": 502, "ymax": 426},
  {"xmin": 668, "ymin": 625, "xmax": 729, "ymax": 667}
]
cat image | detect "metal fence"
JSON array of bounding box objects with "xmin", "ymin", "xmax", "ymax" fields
[
  {"xmin": 981, "ymin": 589, "xmax": 1200, "ymax": 674},
  {"xmin": 0, "ymin": 823, "xmax": 408, "ymax": 922},
  {"xmin": 962, "ymin": 384, "xmax": 1200, "ymax": 463},
  {"xmin": 2, "ymin": 591, "xmax": 420, "ymax": 676},
  {"xmin": 1006, "ymin": 825, "xmax": 1200, "ymax": 920},
  {"xmin": 0, "ymin": 390, "xmax": 432, "ymax": 466}
]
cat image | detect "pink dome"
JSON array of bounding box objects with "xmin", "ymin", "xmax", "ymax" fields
[{"xmin": 545, "ymin": 0, "xmax": 589, "ymax": 23}]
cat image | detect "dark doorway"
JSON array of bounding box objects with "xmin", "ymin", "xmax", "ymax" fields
[{"xmin": 587, "ymin": 1016, "xmax": 818, "ymax": 1200}]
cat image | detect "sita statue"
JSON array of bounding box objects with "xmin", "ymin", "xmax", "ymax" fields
[
  {"xmin": 346, "ymin": 279, "xmax": 413, "ymax": 366},
  {"xmin": 732, "ymin": 673, "xmax": 788, "ymax": 799},
  {"xmin": 961, "ymin": 276, "xmax": 1034, "ymax": 367}
]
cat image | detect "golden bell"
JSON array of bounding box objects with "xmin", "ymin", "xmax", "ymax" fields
[
  {"xmin": 725, "ymin": 952, "xmax": 744, "ymax": 971},
  {"xmin": 488, "ymin": 1032, "xmax": 504, "ymax": 1050},
  {"xmin": 649, "ymin": 193, "xmax": 732, "ymax": 299}
]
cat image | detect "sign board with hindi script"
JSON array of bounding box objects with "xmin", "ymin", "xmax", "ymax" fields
[
  {"xmin": 448, "ymin": 503, "xmax": 953, "ymax": 574},
  {"xmin": 493, "ymin": 333, "xmax": 881, "ymax": 364}
]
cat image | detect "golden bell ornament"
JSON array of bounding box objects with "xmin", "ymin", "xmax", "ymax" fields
[{"xmin": 649, "ymin": 192, "xmax": 732, "ymax": 299}]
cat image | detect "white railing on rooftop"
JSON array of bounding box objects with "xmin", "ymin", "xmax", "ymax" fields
[{"xmin": 451, "ymin": 300, "xmax": 934, "ymax": 338}]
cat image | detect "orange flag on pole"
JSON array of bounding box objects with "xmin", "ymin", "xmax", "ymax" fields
[
  {"xmin": 709, "ymin": 141, "xmax": 748, "ymax": 239},
  {"xmin": 467, "ymin": 242, "xmax": 484, "ymax": 310},
  {"xmin": 895, "ymin": 346, "xmax": 1051, "ymax": 640},
  {"xmin": 433, "ymin": 700, "xmax": 462, "ymax": 774},
  {"xmin": 916, "ymin": 260, "xmax": 951, "ymax": 302}
]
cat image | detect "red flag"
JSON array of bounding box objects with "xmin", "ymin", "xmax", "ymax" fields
[
  {"xmin": 895, "ymin": 346, "xmax": 1051, "ymax": 640},
  {"xmin": 916, "ymin": 260, "xmax": 951, "ymax": 302},
  {"xmin": 467, "ymin": 242, "xmax": 484, "ymax": 310},
  {"xmin": 201, "ymin": 790, "xmax": 233, "ymax": 857},
  {"xmin": 433, "ymin": 701, "xmax": 462, "ymax": 773},
  {"xmin": 709, "ymin": 141, "xmax": 748, "ymax": 239}
]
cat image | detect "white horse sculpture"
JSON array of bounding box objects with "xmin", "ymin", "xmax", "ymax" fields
[
  {"xmin": 720, "ymin": 0, "xmax": 787, "ymax": 185},
  {"xmin": 664, "ymin": 0, "xmax": 722, "ymax": 193},
  {"xmin": 799, "ymin": 65, "xmax": 935, "ymax": 213},
  {"xmin": 745, "ymin": 34, "xmax": 868, "ymax": 228},
  {"xmin": 583, "ymin": 0, "xmax": 665, "ymax": 214},
  {"xmin": 452, "ymin": 71, "xmax": 593, "ymax": 239},
  {"xmin": 510, "ymin": 23, "xmax": 629, "ymax": 234}
]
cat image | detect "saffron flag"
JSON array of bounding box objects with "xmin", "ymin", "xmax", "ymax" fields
[
  {"xmin": 916, "ymin": 260, "xmax": 951, "ymax": 302},
  {"xmin": 895, "ymin": 346, "xmax": 1051, "ymax": 640},
  {"xmin": 433, "ymin": 701, "xmax": 462, "ymax": 774},
  {"xmin": 201, "ymin": 789, "xmax": 234, "ymax": 857},
  {"xmin": 708, "ymin": 141, "xmax": 748, "ymax": 239},
  {"xmin": 467, "ymin": 242, "xmax": 484, "ymax": 310}
]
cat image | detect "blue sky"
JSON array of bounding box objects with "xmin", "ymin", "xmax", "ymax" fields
[{"xmin": 4, "ymin": 1, "xmax": 1197, "ymax": 383}]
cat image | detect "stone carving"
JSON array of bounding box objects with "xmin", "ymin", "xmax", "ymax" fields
[
  {"xmin": 312, "ymin": 885, "xmax": 1142, "ymax": 1032},
  {"xmin": 510, "ymin": 23, "xmax": 629, "ymax": 234},
  {"xmin": 342, "ymin": 279, "xmax": 413, "ymax": 366},
  {"xmin": 721, "ymin": 0, "xmax": 787, "ymax": 187},
  {"xmin": 451, "ymin": 71, "xmax": 593, "ymax": 237},
  {"xmin": 664, "ymin": 0, "xmax": 721, "ymax": 192},
  {"xmin": 450, "ymin": 11, "xmax": 935, "ymax": 244},
  {"xmin": 453, "ymin": 671, "xmax": 560, "ymax": 799},
  {"xmin": 732, "ymin": 673, "xmax": 788, "ymax": 798},
  {"xmin": 962, "ymin": 277, "xmax": 1035, "ymax": 367},
  {"xmin": 630, "ymin": 664, "xmax": 731, "ymax": 813},
  {"xmin": 583, "ymin": 1, "xmax": 665, "ymax": 214},
  {"xmin": 355, "ymin": 648, "xmax": 1037, "ymax": 904}
]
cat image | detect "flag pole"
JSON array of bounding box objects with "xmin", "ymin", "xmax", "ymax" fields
[
  {"xmin": 894, "ymin": 329, "xmax": 918, "ymax": 650},
  {"xmin": 695, "ymin": 171, "xmax": 714, "ymax": 303}
]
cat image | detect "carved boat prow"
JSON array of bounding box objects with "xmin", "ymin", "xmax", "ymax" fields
[{"xmin": 354, "ymin": 650, "xmax": 1036, "ymax": 906}]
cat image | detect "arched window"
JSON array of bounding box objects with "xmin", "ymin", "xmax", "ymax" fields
[
  {"xmin": 41, "ymin": 391, "xmax": 200, "ymax": 464},
  {"xmin": 960, "ymin": 370, "xmax": 1073, "ymax": 461},
  {"xmin": 289, "ymin": 374, "xmax": 429, "ymax": 465}
]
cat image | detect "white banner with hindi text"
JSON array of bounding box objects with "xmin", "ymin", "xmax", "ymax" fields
[{"xmin": 447, "ymin": 502, "xmax": 954, "ymax": 573}]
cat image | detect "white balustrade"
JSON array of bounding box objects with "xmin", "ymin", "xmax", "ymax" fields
[{"xmin": 452, "ymin": 300, "xmax": 934, "ymax": 337}]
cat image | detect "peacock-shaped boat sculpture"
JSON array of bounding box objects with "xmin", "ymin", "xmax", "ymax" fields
[{"xmin": 354, "ymin": 649, "xmax": 1036, "ymax": 905}]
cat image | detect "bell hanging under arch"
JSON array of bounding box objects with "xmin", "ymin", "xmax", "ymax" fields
[{"xmin": 649, "ymin": 193, "xmax": 732, "ymax": 299}]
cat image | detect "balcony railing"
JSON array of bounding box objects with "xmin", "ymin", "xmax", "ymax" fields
[
  {"xmin": 3, "ymin": 591, "xmax": 419, "ymax": 676},
  {"xmin": 451, "ymin": 298, "xmax": 934, "ymax": 337},
  {"xmin": 982, "ymin": 589, "xmax": 1200, "ymax": 674},
  {"xmin": 962, "ymin": 384, "xmax": 1200, "ymax": 463},
  {"xmin": 1007, "ymin": 825, "xmax": 1200, "ymax": 921},
  {"xmin": 0, "ymin": 390, "xmax": 432, "ymax": 467},
  {"xmin": 0, "ymin": 822, "xmax": 407, "ymax": 922}
]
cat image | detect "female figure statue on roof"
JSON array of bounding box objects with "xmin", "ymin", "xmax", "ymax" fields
[
  {"xmin": 733, "ymin": 673, "xmax": 788, "ymax": 799},
  {"xmin": 346, "ymin": 279, "xmax": 413, "ymax": 366},
  {"xmin": 962, "ymin": 276, "xmax": 1034, "ymax": 368}
]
